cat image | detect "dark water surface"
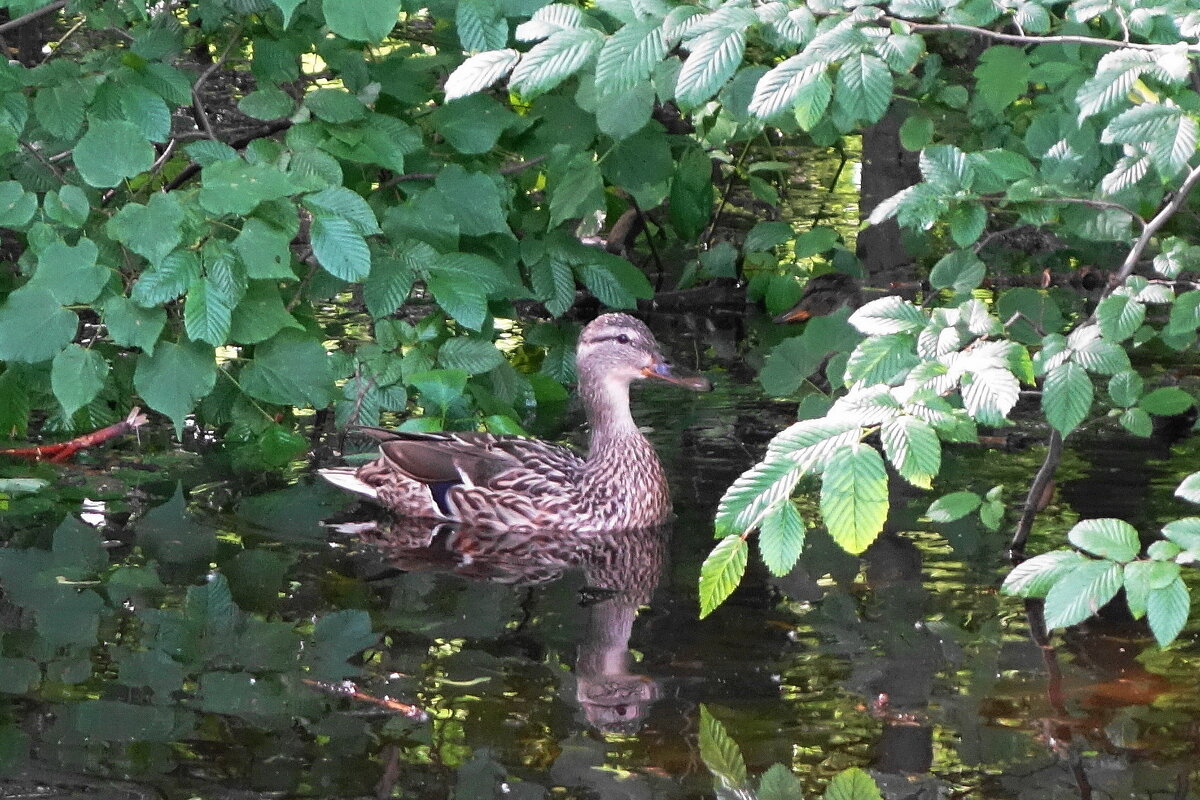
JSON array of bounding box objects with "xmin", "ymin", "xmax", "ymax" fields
[{"xmin": 1, "ymin": 311, "xmax": 1199, "ymax": 800}]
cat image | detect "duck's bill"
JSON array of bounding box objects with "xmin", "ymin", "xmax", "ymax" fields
[
  {"xmin": 774, "ymin": 306, "xmax": 812, "ymax": 323},
  {"xmin": 642, "ymin": 362, "xmax": 712, "ymax": 391}
]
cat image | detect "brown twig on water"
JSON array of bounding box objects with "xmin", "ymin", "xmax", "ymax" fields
[
  {"xmin": 301, "ymin": 678, "xmax": 429, "ymax": 721},
  {"xmin": 0, "ymin": 407, "xmax": 148, "ymax": 463}
]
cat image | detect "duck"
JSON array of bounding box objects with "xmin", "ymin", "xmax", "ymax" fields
[
  {"xmin": 319, "ymin": 313, "xmax": 711, "ymax": 531},
  {"xmin": 774, "ymin": 272, "xmax": 862, "ymax": 323}
]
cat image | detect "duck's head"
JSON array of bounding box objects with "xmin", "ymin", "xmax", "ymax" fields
[{"xmin": 576, "ymin": 313, "xmax": 711, "ymax": 391}]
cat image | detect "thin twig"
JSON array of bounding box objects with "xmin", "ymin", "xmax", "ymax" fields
[
  {"xmin": 1105, "ymin": 162, "xmax": 1200, "ymax": 292},
  {"xmin": 40, "ymin": 16, "xmax": 82, "ymax": 63},
  {"xmin": 888, "ymin": 15, "xmax": 1200, "ymax": 53},
  {"xmin": 1009, "ymin": 429, "xmax": 1063, "ymax": 557},
  {"xmin": 21, "ymin": 140, "xmax": 64, "ymax": 182},
  {"xmin": 988, "ymin": 194, "xmax": 1147, "ymax": 231},
  {"xmin": 190, "ymin": 25, "xmax": 244, "ymax": 140},
  {"xmin": 0, "ymin": 0, "xmax": 66, "ymax": 34}
]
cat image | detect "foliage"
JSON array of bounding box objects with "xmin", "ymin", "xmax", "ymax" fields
[
  {"xmin": 676, "ymin": 0, "xmax": 1200, "ymax": 643},
  {"xmin": 699, "ymin": 704, "xmax": 883, "ymax": 799}
]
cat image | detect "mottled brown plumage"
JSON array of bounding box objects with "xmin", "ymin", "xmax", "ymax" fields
[{"xmin": 320, "ymin": 313, "xmax": 711, "ymax": 531}]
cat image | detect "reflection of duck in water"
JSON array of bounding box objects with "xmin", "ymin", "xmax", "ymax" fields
[
  {"xmin": 320, "ymin": 314, "xmax": 710, "ymax": 531},
  {"xmin": 339, "ymin": 516, "xmax": 668, "ymax": 734},
  {"xmin": 774, "ymin": 273, "xmax": 863, "ymax": 323}
]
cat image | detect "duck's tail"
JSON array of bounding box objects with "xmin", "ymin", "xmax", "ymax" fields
[{"xmin": 317, "ymin": 467, "xmax": 378, "ymax": 500}]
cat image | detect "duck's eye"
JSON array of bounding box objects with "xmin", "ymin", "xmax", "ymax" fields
[{"xmin": 616, "ymin": 334, "xmax": 631, "ymax": 345}]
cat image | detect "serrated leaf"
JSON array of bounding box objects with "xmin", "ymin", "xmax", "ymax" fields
[
  {"xmin": 311, "ymin": 214, "xmax": 370, "ymax": 281},
  {"xmin": 1100, "ymin": 154, "xmax": 1150, "ymax": 194},
  {"xmin": 820, "ymin": 443, "xmax": 888, "ymax": 554},
  {"xmin": 1002, "ymin": 550, "xmax": 1087, "ymax": 598},
  {"xmin": 920, "ymin": 144, "xmax": 974, "ymax": 192},
  {"xmin": 825, "ymin": 767, "xmax": 882, "ymax": 800},
  {"xmin": 699, "ymin": 535, "xmax": 748, "ymax": 618},
  {"xmin": 445, "ymin": 49, "xmax": 521, "ymax": 100},
  {"xmin": 715, "ymin": 457, "xmax": 806, "ymax": 537},
  {"xmin": 133, "ymin": 340, "xmax": 216, "ymax": 438},
  {"xmin": 675, "ymin": 28, "xmax": 746, "ymax": 107},
  {"xmin": 834, "ymin": 53, "xmax": 891, "ymax": 125},
  {"xmin": 1043, "ymin": 559, "xmax": 1122, "ymax": 630},
  {"xmin": 1043, "ymin": 361, "xmax": 1092, "ymax": 435},
  {"xmin": 749, "ymin": 52, "xmax": 829, "ymax": 119},
  {"xmin": 1139, "ymin": 386, "xmax": 1194, "ymax": 416},
  {"xmin": 74, "ymin": 120, "xmax": 154, "ymax": 188},
  {"xmin": 758, "ymin": 501, "xmax": 806, "ymax": 577},
  {"xmin": 1075, "ymin": 49, "xmax": 1152, "ymax": 120},
  {"xmin": 1068, "ymin": 518, "xmax": 1139, "ymax": 562},
  {"xmin": 929, "ymin": 249, "xmax": 985, "ymax": 292},
  {"xmin": 758, "ymin": 764, "xmax": 803, "ymax": 800},
  {"xmin": 881, "ymin": 416, "xmax": 940, "ymax": 489},
  {"xmin": 845, "ymin": 333, "xmax": 918, "ymax": 385},
  {"xmin": 0, "ymin": 286, "xmax": 77, "ymax": 364},
  {"xmin": 698, "ymin": 706, "xmax": 748, "ymax": 789},
  {"xmin": 1096, "ymin": 294, "xmax": 1145, "ymax": 342},
  {"xmin": 240, "ymin": 330, "xmax": 336, "ymax": 408},
  {"xmin": 848, "ymin": 295, "xmax": 926, "ymax": 335},
  {"xmin": 924, "ymin": 490, "xmax": 980, "ymax": 523},
  {"xmin": 1176, "ymin": 472, "xmax": 1200, "ymax": 504},
  {"xmin": 1146, "ymin": 578, "xmax": 1189, "ymax": 647},
  {"xmin": 961, "ymin": 367, "xmax": 1020, "ymax": 426},
  {"xmin": 323, "ymin": 0, "xmax": 403, "ymax": 42},
  {"xmin": 437, "ymin": 337, "xmax": 506, "ymax": 374},
  {"xmin": 184, "ymin": 277, "xmax": 234, "ymax": 346},
  {"xmin": 595, "ymin": 22, "xmax": 669, "ymax": 95},
  {"xmin": 510, "ymin": 29, "xmax": 603, "ymax": 97},
  {"xmin": 1108, "ymin": 370, "xmax": 1143, "ymax": 407},
  {"xmin": 456, "ymin": 0, "xmax": 508, "ymax": 52},
  {"xmin": 51, "ymin": 345, "xmax": 108, "ymax": 419}
]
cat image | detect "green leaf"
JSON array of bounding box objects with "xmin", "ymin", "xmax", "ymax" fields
[
  {"xmin": 407, "ymin": 368, "xmax": 469, "ymax": 415},
  {"xmin": 427, "ymin": 271, "xmax": 489, "ymax": 331},
  {"xmin": 444, "ymin": 49, "xmax": 521, "ymax": 100},
  {"xmin": 106, "ymin": 193, "xmax": 184, "ymax": 266},
  {"xmin": 699, "ymin": 535, "xmax": 748, "ymax": 618},
  {"xmin": 698, "ymin": 706, "xmax": 748, "ymax": 789},
  {"xmin": 1072, "ymin": 337, "xmax": 1129, "ymax": 375},
  {"xmin": 184, "ymin": 277, "xmax": 234, "ymax": 346},
  {"xmin": 34, "ymin": 84, "xmax": 85, "ymax": 139},
  {"xmin": 529, "ymin": 256, "xmax": 576, "ymax": 317},
  {"xmin": 1096, "ymin": 294, "xmax": 1146, "ymax": 342},
  {"xmin": 924, "ymin": 490, "xmax": 981, "ymax": 523},
  {"xmin": 364, "ymin": 243, "xmax": 424, "ymax": 318},
  {"xmin": 947, "ymin": 203, "xmax": 987, "ymax": 248},
  {"xmin": 73, "ymin": 120, "xmax": 154, "ymax": 188},
  {"xmin": 749, "ymin": 51, "xmax": 829, "ymax": 119},
  {"xmin": 1139, "ymin": 386, "xmax": 1194, "ymax": 416},
  {"xmin": 323, "ymin": 0, "xmax": 403, "ymax": 42},
  {"xmin": 1175, "ymin": 472, "xmax": 1200, "ymax": 504},
  {"xmin": 848, "ymin": 295, "xmax": 926, "ymax": 335},
  {"xmin": 303, "ymin": 186, "xmax": 381, "ymax": 236},
  {"xmin": 935, "ymin": 245, "xmax": 988, "ymax": 290},
  {"xmin": 117, "ymin": 82, "xmax": 171, "ymax": 142},
  {"xmin": 0, "ymin": 286, "xmax": 77, "ymax": 363},
  {"xmin": 31, "ymin": 237, "xmax": 109, "ymax": 304},
  {"xmin": 973, "ymin": 45, "xmax": 1031, "ymax": 115},
  {"xmin": 438, "ymin": 337, "xmax": 506, "ymax": 374},
  {"xmin": 434, "ymin": 165, "xmax": 510, "ymax": 236},
  {"xmin": 758, "ymin": 336, "xmax": 825, "ymax": 397},
  {"xmin": 845, "ymin": 333, "xmax": 918, "ymax": 385},
  {"xmin": 432, "ymin": 93, "xmax": 516, "ymax": 154},
  {"xmin": 240, "ymin": 330, "xmax": 337, "ymax": 408},
  {"xmin": 198, "ymin": 159, "xmax": 296, "ymax": 215},
  {"xmin": 229, "ymin": 281, "xmax": 303, "ymax": 344},
  {"xmin": 549, "ymin": 154, "xmax": 604, "ymax": 227},
  {"xmin": 825, "ymin": 767, "xmax": 882, "ymax": 800},
  {"xmin": 0, "ymin": 181, "xmax": 35, "ymax": 227},
  {"xmin": 510, "ymin": 28, "xmax": 603, "ymax": 97},
  {"xmin": 311, "ymin": 214, "xmax": 371, "ymax": 281},
  {"xmin": 758, "ymin": 501, "xmax": 806, "ymax": 577},
  {"xmin": 456, "ymin": 0, "xmax": 507, "ymax": 52},
  {"xmin": 1075, "ymin": 49, "xmax": 1152, "ymax": 120},
  {"xmin": 1146, "ymin": 578, "xmax": 1189, "ymax": 647},
  {"xmin": 1002, "ymin": 550, "xmax": 1087, "ymax": 598},
  {"xmin": 238, "ymin": 87, "xmax": 294, "ymax": 120},
  {"xmin": 101, "ymin": 295, "xmax": 166, "ymax": 354},
  {"xmin": 50, "ymin": 345, "xmax": 108, "ymax": 419},
  {"xmin": 595, "ymin": 21, "xmax": 669, "ymax": 95},
  {"xmin": 43, "ymin": 185, "xmax": 91, "ymax": 228},
  {"xmin": 1068, "ymin": 518, "xmax": 1139, "ymax": 562},
  {"xmin": 758, "ymin": 764, "xmax": 804, "ymax": 800},
  {"xmin": 998, "ymin": 287, "xmax": 1063, "ymax": 344},
  {"xmin": 715, "ymin": 456, "xmax": 806, "ymax": 537},
  {"xmin": 234, "ymin": 218, "xmax": 295, "ymax": 280},
  {"xmin": 575, "ymin": 256, "xmax": 653, "ymax": 309},
  {"xmin": 820, "ymin": 443, "xmax": 888, "ymax": 554},
  {"xmin": 131, "ymin": 250, "xmax": 200, "ymax": 307},
  {"xmin": 675, "ymin": 28, "xmax": 747, "ymax": 107},
  {"xmin": 1042, "ymin": 361, "xmax": 1092, "ymax": 435},
  {"xmin": 134, "ymin": 339, "xmax": 217, "ymax": 437},
  {"xmin": 1043, "ymin": 559, "xmax": 1123, "ymax": 630},
  {"xmin": 834, "ymin": 53, "xmax": 891, "ymax": 125},
  {"xmin": 960, "ymin": 366, "xmax": 1019, "ymax": 426},
  {"xmin": 1120, "ymin": 407, "xmax": 1153, "ymax": 437},
  {"xmin": 880, "ymin": 415, "xmax": 940, "ymax": 489}
]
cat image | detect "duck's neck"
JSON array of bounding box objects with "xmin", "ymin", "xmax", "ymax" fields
[{"xmin": 580, "ymin": 375, "xmax": 649, "ymax": 464}]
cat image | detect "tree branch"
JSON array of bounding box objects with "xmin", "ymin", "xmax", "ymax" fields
[
  {"xmin": 887, "ymin": 15, "xmax": 1200, "ymax": 53},
  {"xmin": 1009, "ymin": 429, "xmax": 1062, "ymax": 558},
  {"xmin": 1106, "ymin": 161, "xmax": 1200, "ymax": 290},
  {"xmin": 0, "ymin": 0, "xmax": 66, "ymax": 34}
]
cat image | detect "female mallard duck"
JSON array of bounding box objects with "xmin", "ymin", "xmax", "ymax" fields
[{"xmin": 320, "ymin": 313, "xmax": 711, "ymax": 531}]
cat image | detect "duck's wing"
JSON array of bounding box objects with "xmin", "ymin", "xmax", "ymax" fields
[{"xmin": 351, "ymin": 428, "xmax": 584, "ymax": 491}]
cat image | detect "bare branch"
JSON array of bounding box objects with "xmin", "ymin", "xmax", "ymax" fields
[
  {"xmin": 0, "ymin": 0, "xmax": 66, "ymax": 34},
  {"xmin": 888, "ymin": 15, "xmax": 1200, "ymax": 53},
  {"xmin": 1107, "ymin": 162, "xmax": 1200, "ymax": 289}
]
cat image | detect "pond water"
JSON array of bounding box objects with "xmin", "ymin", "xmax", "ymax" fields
[{"xmin": 1, "ymin": 310, "xmax": 1199, "ymax": 800}]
